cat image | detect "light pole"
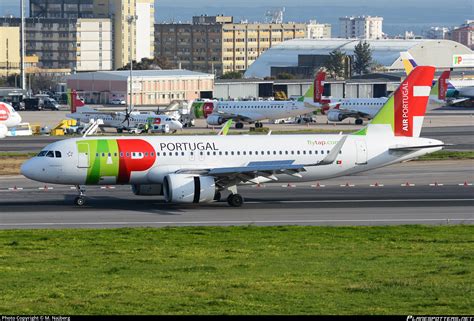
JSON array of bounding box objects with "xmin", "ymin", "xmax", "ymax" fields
[
  {"xmin": 127, "ymin": 15, "xmax": 138, "ymax": 113},
  {"xmin": 20, "ymin": 0, "xmax": 26, "ymax": 92}
]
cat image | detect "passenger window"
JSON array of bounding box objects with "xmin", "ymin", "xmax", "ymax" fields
[
  {"xmin": 225, "ymin": 151, "xmax": 228, "ymax": 155},
  {"xmin": 151, "ymin": 152, "xmax": 155, "ymax": 157},
  {"xmin": 114, "ymin": 153, "xmax": 118, "ymax": 157},
  {"xmin": 163, "ymin": 152, "xmax": 167, "ymax": 156},
  {"xmin": 267, "ymin": 151, "xmax": 270, "ymax": 155},
  {"xmin": 243, "ymin": 151, "xmax": 246, "ymax": 155},
  {"xmin": 207, "ymin": 152, "xmax": 210, "ymax": 156},
  {"xmin": 120, "ymin": 152, "xmax": 123, "ymax": 157},
  {"xmin": 181, "ymin": 152, "xmax": 185, "ymax": 156},
  {"xmin": 96, "ymin": 153, "xmax": 99, "ymax": 157},
  {"xmin": 231, "ymin": 151, "xmax": 234, "ymax": 155},
  {"xmin": 175, "ymin": 152, "xmax": 178, "ymax": 156},
  {"xmin": 145, "ymin": 152, "xmax": 148, "ymax": 157},
  {"xmin": 46, "ymin": 151, "xmax": 54, "ymax": 158},
  {"xmin": 219, "ymin": 151, "xmax": 222, "ymax": 156},
  {"xmin": 249, "ymin": 151, "xmax": 252, "ymax": 155},
  {"xmin": 213, "ymin": 151, "xmax": 217, "ymax": 156},
  {"xmin": 102, "ymin": 153, "xmax": 105, "ymax": 157},
  {"xmin": 315, "ymin": 151, "xmax": 318, "ymax": 155},
  {"xmin": 291, "ymin": 151, "xmax": 294, "ymax": 155},
  {"xmin": 309, "ymin": 151, "xmax": 312, "ymax": 155},
  {"xmin": 237, "ymin": 151, "xmax": 240, "ymax": 155},
  {"xmin": 285, "ymin": 151, "xmax": 288, "ymax": 155},
  {"xmin": 108, "ymin": 153, "xmax": 111, "ymax": 157},
  {"xmin": 273, "ymin": 151, "xmax": 276, "ymax": 155},
  {"xmin": 279, "ymin": 151, "xmax": 282, "ymax": 155},
  {"xmin": 55, "ymin": 151, "xmax": 62, "ymax": 158},
  {"xmin": 303, "ymin": 151, "xmax": 306, "ymax": 155},
  {"xmin": 297, "ymin": 151, "xmax": 300, "ymax": 155}
]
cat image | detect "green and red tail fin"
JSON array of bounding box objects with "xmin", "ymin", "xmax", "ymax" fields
[
  {"xmin": 354, "ymin": 66, "xmax": 435, "ymax": 138},
  {"xmin": 300, "ymin": 71, "xmax": 326, "ymax": 103}
]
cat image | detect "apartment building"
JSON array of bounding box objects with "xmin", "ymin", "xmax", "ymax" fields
[
  {"xmin": 0, "ymin": 17, "xmax": 112, "ymax": 72},
  {"xmin": 448, "ymin": 20, "xmax": 474, "ymax": 50},
  {"xmin": 339, "ymin": 16, "xmax": 383, "ymax": 39},
  {"xmin": 0, "ymin": 27, "xmax": 20, "ymax": 77},
  {"xmin": 93, "ymin": 0, "xmax": 155, "ymax": 69},
  {"xmin": 307, "ymin": 21, "xmax": 331, "ymax": 39},
  {"xmin": 155, "ymin": 15, "xmax": 307, "ymax": 75},
  {"xmin": 30, "ymin": 0, "xmax": 95, "ymax": 18}
]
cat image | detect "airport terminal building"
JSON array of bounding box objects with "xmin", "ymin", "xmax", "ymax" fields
[{"xmin": 66, "ymin": 69, "xmax": 214, "ymax": 105}]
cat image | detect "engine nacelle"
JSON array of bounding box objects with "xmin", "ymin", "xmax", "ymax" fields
[
  {"xmin": 327, "ymin": 110, "xmax": 346, "ymax": 122},
  {"xmin": 206, "ymin": 115, "xmax": 224, "ymax": 126},
  {"xmin": 163, "ymin": 174, "xmax": 216, "ymax": 204},
  {"xmin": 0, "ymin": 124, "xmax": 7, "ymax": 138},
  {"xmin": 132, "ymin": 184, "xmax": 163, "ymax": 196}
]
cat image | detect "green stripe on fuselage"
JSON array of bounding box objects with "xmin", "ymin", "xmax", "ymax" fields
[{"xmin": 77, "ymin": 139, "xmax": 119, "ymax": 184}]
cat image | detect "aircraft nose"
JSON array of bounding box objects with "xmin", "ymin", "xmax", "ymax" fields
[{"xmin": 20, "ymin": 158, "xmax": 37, "ymax": 180}]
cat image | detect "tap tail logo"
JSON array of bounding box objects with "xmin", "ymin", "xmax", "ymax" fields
[{"xmin": 394, "ymin": 66, "xmax": 434, "ymax": 137}]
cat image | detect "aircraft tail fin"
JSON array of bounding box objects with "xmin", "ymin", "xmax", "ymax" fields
[
  {"xmin": 400, "ymin": 51, "xmax": 418, "ymax": 75},
  {"xmin": 302, "ymin": 71, "xmax": 325, "ymax": 103},
  {"xmin": 67, "ymin": 90, "xmax": 85, "ymax": 113},
  {"xmin": 354, "ymin": 66, "xmax": 435, "ymax": 138}
]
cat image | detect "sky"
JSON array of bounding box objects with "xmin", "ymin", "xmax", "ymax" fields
[{"xmin": 0, "ymin": 0, "xmax": 472, "ymax": 35}]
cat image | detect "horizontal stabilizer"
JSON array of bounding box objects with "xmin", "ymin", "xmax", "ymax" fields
[{"xmin": 389, "ymin": 144, "xmax": 446, "ymax": 151}]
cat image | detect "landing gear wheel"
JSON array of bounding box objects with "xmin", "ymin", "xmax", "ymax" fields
[
  {"xmin": 255, "ymin": 122, "xmax": 262, "ymax": 128},
  {"xmin": 74, "ymin": 196, "xmax": 85, "ymax": 206},
  {"xmin": 355, "ymin": 119, "xmax": 363, "ymax": 125},
  {"xmin": 235, "ymin": 122, "xmax": 244, "ymax": 129},
  {"xmin": 227, "ymin": 194, "xmax": 244, "ymax": 207},
  {"xmin": 214, "ymin": 191, "xmax": 222, "ymax": 202}
]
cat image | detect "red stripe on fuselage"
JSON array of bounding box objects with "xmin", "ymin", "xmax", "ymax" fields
[{"xmin": 117, "ymin": 139, "xmax": 156, "ymax": 184}]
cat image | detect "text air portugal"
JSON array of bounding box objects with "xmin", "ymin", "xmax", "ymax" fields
[{"xmin": 394, "ymin": 68, "xmax": 434, "ymax": 137}]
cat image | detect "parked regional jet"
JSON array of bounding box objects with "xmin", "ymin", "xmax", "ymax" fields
[
  {"xmin": 22, "ymin": 66, "xmax": 444, "ymax": 207},
  {"xmin": 192, "ymin": 72, "xmax": 326, "ymax": 129},
  {"xmin": 0, "ymin": 102, "xmax": 22, "ymax": 138}
]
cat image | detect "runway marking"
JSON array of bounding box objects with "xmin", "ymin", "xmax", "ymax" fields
[
  {"xmin": 245, "ymin": 198, "xmax": 474, "ymax": 204},
  {"xmin": 1, "ymin": 218, "xmax": 473, "ymax": 227}
]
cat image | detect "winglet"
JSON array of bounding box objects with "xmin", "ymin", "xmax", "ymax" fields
[
  {"xmin": 317, "ymin": 136, "xmax": 347, "ymax": 165},
  {"xmin": 217, "ymin": 119, "xmax": 233, "ymax": 136}
]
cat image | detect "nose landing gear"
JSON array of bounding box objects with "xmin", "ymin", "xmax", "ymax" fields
[{"xmin": 74, "ymin": 185, "xmax": 86, "ymax": 206}]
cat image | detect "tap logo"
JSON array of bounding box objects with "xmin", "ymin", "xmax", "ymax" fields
[
  {"xmin": 0, "ymin": 103, "xmax": 11, "ymax": 122},
  {"xmin": 453, "ymin": 55, "xmax": 463, "ymax": 65}
]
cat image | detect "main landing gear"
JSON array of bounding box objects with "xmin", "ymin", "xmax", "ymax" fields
[
  {"xmin": 227, "ymin": 194, "xmax": 244, "ymax": 207},
  {"xmin": 254, "ymin": 122, "xmax": 263, "ymax": 128},
  {"xmin": 225, "ymin": 185, "xmax": 244, "ymax": 207},
  {"xmin": 355, "ymin": 118, "xmax": 364, "ymax": 125},
  {"xmin": 235, "ymin": 122, "xmax": 244, "ymax": 129},
  {"xmin": 74, "ymin": 185, "xmax": 86, "ymax": 206}
]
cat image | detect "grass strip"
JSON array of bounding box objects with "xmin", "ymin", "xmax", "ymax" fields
[{"xmin": 0, "ymin": 225, "xmax": 472, "ymax": 314}]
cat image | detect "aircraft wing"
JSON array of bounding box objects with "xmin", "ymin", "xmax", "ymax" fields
[
  {"xmin": 333, "ymin": 108, "xmax": 373, "ymax": 119},
  {"xmin": 215, "ymin": 110, "xmax": 255, "ymax": 122},
  {"xmin": 175, "ymin": 136, "xmax": 347, "ymax": 186}
]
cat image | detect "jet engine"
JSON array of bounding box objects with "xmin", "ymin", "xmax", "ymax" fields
[
  {"xmin": 132, "ymin": 184, "xmax": 163, "ymax": 196},
  {"xmin": 0, "ymin": 124, "xmax": 7, "ymax": 139},
  {"xmin": 206, "ymin": 115, "xmax": 224, "ymax": 126},
  {"xmin": 163, "ymin": 174, "xmax": 216, "ymax": 204},
  {"xmin": 327, "ymin": 110, "xmax": 346, "ymax": 122}
]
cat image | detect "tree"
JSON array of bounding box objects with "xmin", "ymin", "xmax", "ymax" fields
[
  {"xmin": 219, "ymin": 71, "xmax": 243, "ymax": 79},
  {"xmin": 276, "ymin": 72, "xmax": 295, "ymax": 80},
  {"xmin": 324, "ymin": 49, "xmax": 346, "ymax": 79},
  {"xmin": 118, "ymin": 56, "xmax": 173, "ymax": 71},
  {"xmin": 353, "ymin": 41, "xmax": 373, "ymax": 75}
]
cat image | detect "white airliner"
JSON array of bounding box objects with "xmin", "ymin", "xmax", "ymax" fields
[
  {"xmin": 192, "ymin": 73, "xmax": 326, "ymax": 129},
  {"xmin": 21, "ymin": 66, "xmax": 444, "ymax": 207},
  {"xmin": 0, "ymin": 102, "xmax": 22, "ymax": 139},
  {"xmin": 67, "ymin": 107, "xmax": 183, "ymax": 133}
]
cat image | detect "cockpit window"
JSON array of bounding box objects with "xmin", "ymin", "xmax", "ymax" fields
[
  {"xmin": 55, "ymin": 151, "xmax": 62, "ymax": 158},
  {"xmin": 37, "ymin": 151, "xmax": 47, "ymax": 157},
  {"xmin": 46, "ymin": 151, "xmax": 54, "ymax": 158}
]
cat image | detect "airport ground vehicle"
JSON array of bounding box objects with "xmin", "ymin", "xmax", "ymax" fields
[{"xmin": 110, "ymin": 98, "xmax": 126, "ymax": 105}]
